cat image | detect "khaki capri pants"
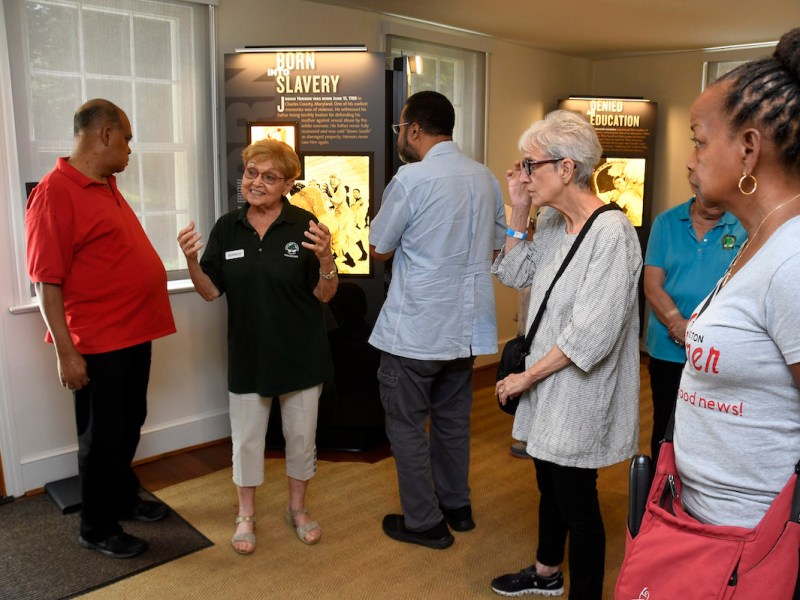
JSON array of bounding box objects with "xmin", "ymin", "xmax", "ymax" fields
[{"xmin": 229, "ymin": 384, "xmax": 321, "ymax": 486}]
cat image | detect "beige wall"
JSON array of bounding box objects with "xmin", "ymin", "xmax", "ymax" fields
[
  {"xmin": 589, "ymin": 46, "xmax": 773, "ymax": 351},
  {"xmin": 591, "ymin": 47, "xmax": 774, "ymax": 220}
]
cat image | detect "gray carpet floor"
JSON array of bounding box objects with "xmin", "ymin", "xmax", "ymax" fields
[{"xmin": 0, "ymin": 491, "xmax": 213, "ymax": 599}]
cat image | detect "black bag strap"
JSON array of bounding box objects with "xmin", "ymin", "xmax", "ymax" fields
[
  {"xmin": 791, "ymin": 460, "xmax": 800, "ymax": 523},
  {"xmin": 518, "ymin": 202, "xmax": 622, "ymax": 356},
  {"xmin": 663, "ymin": 409, "xmax": 675, "ymax": 443}
]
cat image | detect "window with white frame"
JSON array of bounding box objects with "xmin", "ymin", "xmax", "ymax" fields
[
  {"xmin": 3, "ymin": 0, "xmax": 217, "ymax": 291},
  {"xmin": 388, "ymin": 36, "xmax": 486, "ymax": 162},
  {"xmin": 702, "ymin": 60, "xmax": 748, "ymax": 90}
]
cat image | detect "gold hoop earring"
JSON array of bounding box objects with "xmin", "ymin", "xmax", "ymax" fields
[{"xmin": 738, "ymin": 172, "xmax": 757, "ymax": 195}]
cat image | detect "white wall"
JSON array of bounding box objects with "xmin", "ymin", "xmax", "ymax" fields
[
  {"xmin": 0, "ymin": 296, "xmax": 230, "ymax": 495},
  {"xmin": 0, "ymin": 0, "xmax": 770, "ymax": 495}
]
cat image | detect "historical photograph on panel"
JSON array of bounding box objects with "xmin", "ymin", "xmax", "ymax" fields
[
  {"xmin": 592, "ymin": 157, "xmax": 646, "ymax": 227},
  {"xmin": 292, "ymin": 153, "xmax": 372, "ymax": 276},
  {"xmin": 247, "ymin": 121, "xmax": 299, "ymax": 152}
]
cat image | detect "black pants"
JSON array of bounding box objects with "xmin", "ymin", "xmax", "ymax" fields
[
  {"xmin": 74, "ymin": 342, "xmax": 151, "ymax": 541},
  {"xmin": 533, "ymin": 458, "xmax": 605, "ymax": 600},
  {"xmin": 647, "ymin": 357, "xmax": 684, "ymax": 464}
]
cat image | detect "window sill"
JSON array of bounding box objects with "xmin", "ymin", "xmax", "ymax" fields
[{"xmin": 8, "ymin": 280, "xmax": 198, "ymax": 315}]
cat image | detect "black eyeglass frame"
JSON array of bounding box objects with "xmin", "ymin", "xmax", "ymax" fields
[{"xmin": 521, "ymin": 157, "xmax": 563, "ymax": 176}]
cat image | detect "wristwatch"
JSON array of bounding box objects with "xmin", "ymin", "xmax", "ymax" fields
[{"xmin": 319, "ymin": 266, "xmax": 338, "ymax": 280}]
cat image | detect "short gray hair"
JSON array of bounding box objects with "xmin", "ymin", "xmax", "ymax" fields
[{"xmin": 518, "ymin": 110, "xmax": 602, "ymax": 188}]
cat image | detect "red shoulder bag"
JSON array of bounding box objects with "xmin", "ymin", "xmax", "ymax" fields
[{"xmin": 615, "ymin": 438, "xmax": 800, "ymax": 600}]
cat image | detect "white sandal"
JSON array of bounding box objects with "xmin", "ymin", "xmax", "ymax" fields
[
  {"xmin": 231, "ymin": 515, "xmax": 256, "ymax": 555},
  {"xmin": 285, "ymin": 507, "xmax": 321, "ymax": 545}
]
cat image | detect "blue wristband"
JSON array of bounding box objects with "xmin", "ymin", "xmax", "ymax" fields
[{"xmin": 506, "ymin": 227, "xmax": 527, "ymax": 240}]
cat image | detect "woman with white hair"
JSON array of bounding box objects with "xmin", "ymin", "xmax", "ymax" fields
[{"xmin": 491, "ymin": 110, "xmax": 642, "ymax": 598}]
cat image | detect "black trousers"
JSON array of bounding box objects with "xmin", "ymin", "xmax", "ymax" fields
[
  {"xmin": 647, "ymin": 357, "xmax": 684, "ymax": 464},
  {"xmin": 74, "ymin": 342, "xmax": 151, "ymax": 541},
  {"xmin": 533, "ymin": 458, "xmax": 605, "ymax": 600}
]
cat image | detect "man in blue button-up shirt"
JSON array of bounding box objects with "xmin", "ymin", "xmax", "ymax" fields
[{"xmin": 370, "ymin": 91, "xmax": 506, "ymax": 549}]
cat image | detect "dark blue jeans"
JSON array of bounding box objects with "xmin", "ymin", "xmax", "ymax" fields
[
  {"xmin": 74, "ymin": 342, "xmax": 151, "ymax": 541},
  {"xmin": 533, "ymin": 458, "xmax": 605, "ymax": 600}
]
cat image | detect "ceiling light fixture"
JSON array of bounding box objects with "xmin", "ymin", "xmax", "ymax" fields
[{"xmin": 235, "ymin": 44, "xmax": 367, "ymax": 53}]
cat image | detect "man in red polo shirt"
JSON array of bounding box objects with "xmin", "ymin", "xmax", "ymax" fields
[{"xmin": 25, "ymin": 99, "xmax": 176, "ymax": 559}]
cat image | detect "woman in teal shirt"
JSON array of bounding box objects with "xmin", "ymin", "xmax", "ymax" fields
[{"xmin": 643, "ymin": 192, "xmax": 745, "ymax": 463}]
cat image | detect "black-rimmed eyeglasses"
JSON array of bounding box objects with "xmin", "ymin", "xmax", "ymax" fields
[
  {"xmin": 521, "ymin": 158, "xmax": 563, "ymax": 176},
  {"xmin": 391, "ymin": 122, "xmax": 410, "ymax": 135},
  {"xmin": 243, "ymin": 167, "xmax": 286, "ymax": 185}
]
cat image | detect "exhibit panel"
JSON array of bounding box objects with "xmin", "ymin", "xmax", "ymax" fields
[
  {"xmin": 559, "ymin": 97, "xmax": 658, "ymax": 327},
  {"xmin": 558, "ymin": 97, "xmax": 657, "ymax": 240},
  {"xmin": 225, "ymin": 48, "xmax": 391, "ymax": 450}
]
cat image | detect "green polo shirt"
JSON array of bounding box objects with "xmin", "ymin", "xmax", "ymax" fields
[{"xmin": 200, "ymin": 200, "xmax": 333, "ymax": 396}]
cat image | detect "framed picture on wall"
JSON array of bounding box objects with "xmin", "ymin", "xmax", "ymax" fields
[
  {"xmin": 291, "ymin": 152, "xmax": 372, "ymax": 276},
  {"xmin": 247, "ymin": 121, "xmax": 299, "ymax": 151}
]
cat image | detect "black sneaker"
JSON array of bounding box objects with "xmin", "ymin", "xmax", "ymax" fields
[
  {"xmin": 123, "ymin": 499, "xmax": 169, "ymax": 522},
  {"xmin": 491, "ymin": 565, "xmax": 564, "ymax": 597},
  {"xmin": 79, "ymin": 532, "xmax": 148, "ymax": 559}
]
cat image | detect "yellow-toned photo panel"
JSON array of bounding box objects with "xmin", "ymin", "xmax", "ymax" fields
[{"xmin": 292, "ymin": 153, "xmax": 372, "ymax": 276}]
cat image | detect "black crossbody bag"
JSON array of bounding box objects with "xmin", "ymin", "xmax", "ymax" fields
[{"xmin": 496, "ymin": 202, "xmax": 622, "ymax": 415}]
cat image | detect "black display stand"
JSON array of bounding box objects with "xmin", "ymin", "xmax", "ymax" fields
[
  {"xmin": 44, "ymin": 475, "xmax": 81, "ymax": 514},
  {"xmin": 267, "ymin": 282, "xmax": 387, "ymax": 453}
]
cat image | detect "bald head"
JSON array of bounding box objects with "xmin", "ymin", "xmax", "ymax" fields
[
  {"xmin": 68, "ymin": 99, "xmax": 132, "ymax": 181},
  {"xmin": 74, "ymin": 99, "xmax": 124, "ymax": 137}
]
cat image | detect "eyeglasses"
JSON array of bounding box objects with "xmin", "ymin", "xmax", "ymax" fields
[
  {"xmin": 243, "ymin": 166, "xmax": 286, "ymax": 185},
  {"xmin": 521, "ymin": 158, "xmax": 563, "ymax": 176},
  {"xmin": 391, "ymin": 122, "xmax": 410, "ymax": 135}
]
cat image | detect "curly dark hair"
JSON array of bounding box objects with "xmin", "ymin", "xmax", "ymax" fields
[{"xmin": 716, "ymin": 28, "xmax": 800, "ymax": 173}]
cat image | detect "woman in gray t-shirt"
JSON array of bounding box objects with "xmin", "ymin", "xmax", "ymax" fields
[{"xmin": 674, "ymin": 28, "xmax": 800, "ymax": 532}]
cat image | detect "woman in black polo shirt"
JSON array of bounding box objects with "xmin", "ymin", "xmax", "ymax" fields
[{"xmin": 177, "ymin": 139, "xmax": 337, "ymax": 554}]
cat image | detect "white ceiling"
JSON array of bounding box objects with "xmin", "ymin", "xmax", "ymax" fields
[{"xmin": 312, "ymin": 0, "xmax": 800, "ymax": 58}]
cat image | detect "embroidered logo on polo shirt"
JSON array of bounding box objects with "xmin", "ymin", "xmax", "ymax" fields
[
  {"xmin": 284, "ymin": 241, "xmax": 300, "ymax": 258},
  {"xmin": 721, "ymin": 234, "xmax": 736, "ymax": 250}
]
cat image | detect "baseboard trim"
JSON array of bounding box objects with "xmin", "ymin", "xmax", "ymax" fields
[{"xmin": 18, "ymin": 410, "xmax": 230, "ymax": 496}]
